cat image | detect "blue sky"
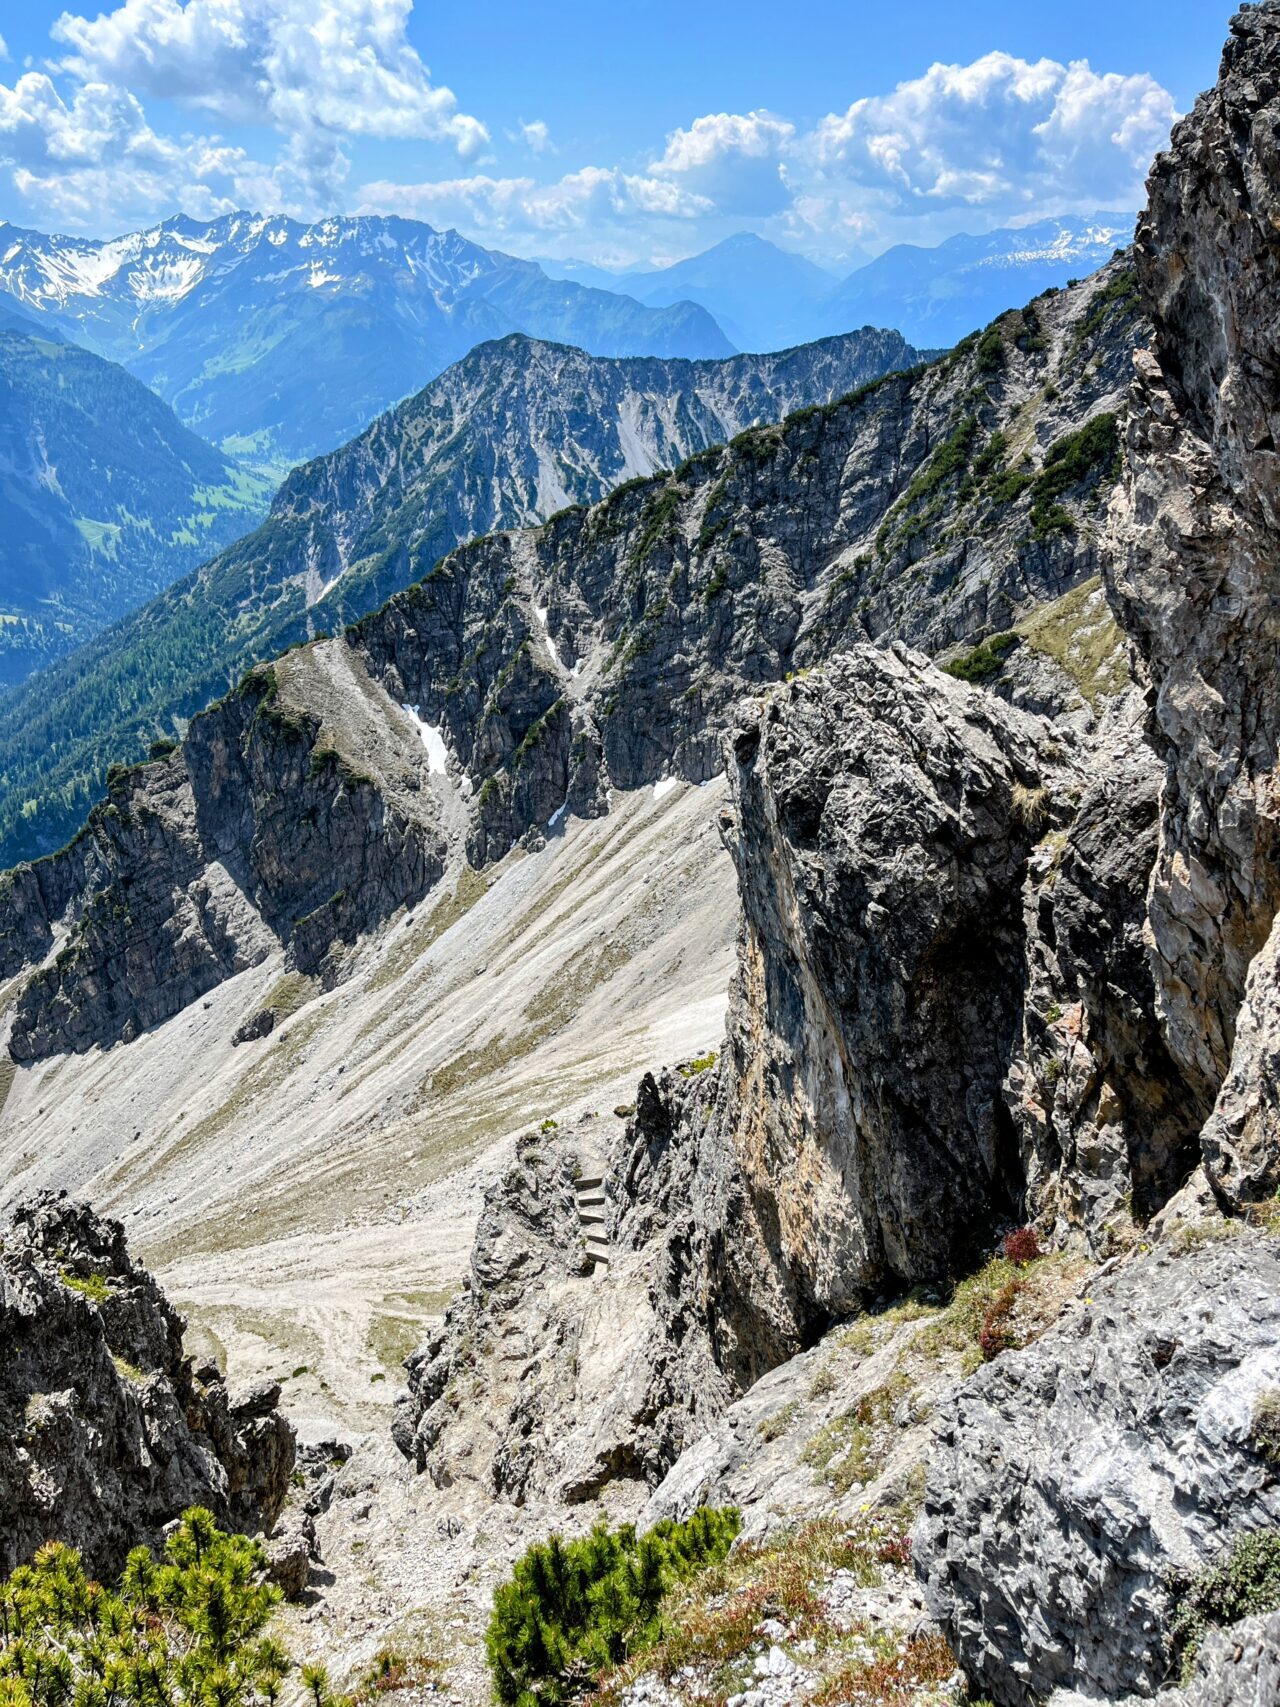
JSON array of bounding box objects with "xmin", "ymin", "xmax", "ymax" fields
[{"xmin": 0, "ymin": 0, "xmax": 1234, "ymax": 267}]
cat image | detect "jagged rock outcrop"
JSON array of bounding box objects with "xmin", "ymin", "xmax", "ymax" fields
[
  {"xmin": 3, "ymin": 642, "xmax": 446, "ymax": 1059},
  {"xmin": 1161, "ymin": 1612, "xmax": 1280, "ymax": 1707},
  {"xmin": 916, "ymin": 1233, "xmax": 1280, "ymax": 1705},
  {"xmin": 393, "ymin": 1103, "xmax": 742, "ymax": 1503},
  {"xmin": 394, "ymin": 644, "xmax": 1186, "ymax": 1495},
  {"xmin": 1109, "ymin": 1, "xmax": 1280, "ymax": 1147},
  {"xmin": 713, "ymin": 645, "xmax": 1075, "ymax": 1307},
  {"xmin": 1, "ymin": 261, "xmax": 1141, "ymax": 1059},
  {"xmin": 1006, "ymin": 698, "xmax": 1201, "ymax": 1243},
  {"xmin": 0, "ymin": 1192, "xmax": 295, "ymax": 1577}
]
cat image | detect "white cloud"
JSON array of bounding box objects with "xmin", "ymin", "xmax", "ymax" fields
[
  {"xmin": 807, "ymin": 53, "xmax": 1176, "ymax": 214},
  {"xmin": 649, "ymin": 109, "xmax": 794, "ymax": 216},
  {"xmin": 360, "ymin": 164, "xmax": 710, "ymax": 237},
  {"xmin": 50, "ymin": 0, "xmax": 488, "ymax": 154},
  {"xmin": 0, "ymin": 35, "xmax": 9, "ymax": 62},
  {"xmin": 0, "ymin": 15, "xmax": 1177, "ymax": 262},
  {"xmin": 519, "ymin": 119, "xmax": 552, "ymax": 155}
]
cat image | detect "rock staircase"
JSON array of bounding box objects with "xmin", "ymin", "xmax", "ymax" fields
[{"xmin": 574, "ymin": 1163, "xmax": 610, "ymax": 1272}]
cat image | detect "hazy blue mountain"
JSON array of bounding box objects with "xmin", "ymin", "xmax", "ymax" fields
[
  {"xmin": 0, "ymin": 324, "xmax": 924, "ymax": 865},
  {"xmin": 0, "ymin": 312, "xmax": 270, "ymax": 688},
  {"xmin": 820, "ymin": 214, "xmax": 1136, "ymax": 348},
  {"xmin": 0, "ymin": 213, "xmax": 735, "ymax": 477},
  {"xmin": 621, "ymin": 234, "xmax": 838, "ymax": 350},
  {"xmin": 543, "ymin": 217, "xmax": 1136, "ymax": 353}
]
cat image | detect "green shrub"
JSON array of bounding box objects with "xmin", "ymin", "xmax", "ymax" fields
[
  {"xmin": 1170, "ymin": 1530, "xmax": 1280, "ymax": 1677},
  {"xmin": 1251, "ymin": 1390, "xmax": 1280, "ymax": 1465},
  {"xmin": 0, "ymin": 1507, "xmax": 295, "ymax": 1707},
  {"xmin": 486, "ymin": 1507, "xmax": 740, "ymax": 1707},
  {"xmin": 975, "ymin": 326, "xmax": 1006, "ymax": 375},
  {"xmin": 1030, "ymin": 413, "xmax": 1121, "ymax": 537},
  {"xmin": 60, "ymin": 1267, "xmax": 110, "ymax": 1304},
  {"xmin": 942, "ymin": 633, "xmax": 1020, "ymax": 683}
]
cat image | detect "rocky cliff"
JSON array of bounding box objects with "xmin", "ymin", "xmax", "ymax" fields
[
  {"xmin": 0, "ymin": 1191, "xmax": 294, "ymax": 1578},
  {"xmin": 0, "ymin": 262, "xmax": 1142, "ymax": 1059},
  {"xmin": 0, "ymin": 327, "xmax": 925, "ymax": 870},
  {"xmin": 390, "ymin": 11, "xmax": 1280, "ymax": 1703},
  {"xmin": 1110, "ymin": 0, "xmax": 1280, "ymax": 1184}
]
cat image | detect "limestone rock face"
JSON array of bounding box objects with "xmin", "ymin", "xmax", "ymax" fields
[
  {"xmin": 394, "ymin": 646, "xmax": 1187, "ymax": 1501},
  {"xmin": 1109, "ymin": 1, "xmax": 1280, "ymax": 1130},
  {"xmin": 1005, "ymin": 699, "xmax": 1201, "ymax": 1246},
  {"xmin": 716, "ymin": 644, "xmax": 1075, "ymax": 1308},
  {"xmin": 4, "ymin": 641, "xmax": 446, "ymax": 1060},
  {"xmin": 915, "ymin": 1235, "xmax": 1280, "ymax": 1706},
  {"xmin": 1166, "ymin": 1612, "xmax": 1280, "ymax": 1707},
  {"xmin": 0, "ymin": 1192, "xmax": 295, "ymax": 1578},
  {"xmin": 1, "ymin": 258, "xmax": 1140, "ymax": 1060},
  {"xmin": 392, "ymin": 1105, "xmax": 741, "ymax": 1505}
]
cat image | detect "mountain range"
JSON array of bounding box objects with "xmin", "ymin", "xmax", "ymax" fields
[
  {"xmin": 0, "ymin": 324, "xmax": 923, "ymax": 866},
  {"xmin": 0, "ymin": 300, "xmax": 269, "ymax": 688},
  {"xmin": 0, "ymin": 214, "xmax": 734, "ymax": 476},
  {"xmin": 543, "ymin": 214, "xmax": 1136, "ymax": 350}
]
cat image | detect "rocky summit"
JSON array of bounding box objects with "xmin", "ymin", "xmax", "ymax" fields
[{"xmin": 3, "ymin": 7, "xmax": 1280, "ymax": 1707}]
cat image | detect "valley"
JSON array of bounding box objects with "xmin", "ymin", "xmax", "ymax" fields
[{"xmin": 2, "ymin": 7, "xmax": 1280, "ymax": 1707}]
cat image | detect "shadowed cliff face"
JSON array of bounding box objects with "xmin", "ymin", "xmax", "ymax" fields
[
  {"xmin": 0, "ymin": 1192, "xmax": 294, "ymax": 1579},
  {"xmin": 1110, "ymin": 2, "xmax": 1280, "ymax": 1126},
  {"xmin": 0, "ymin": 263, "xmax": 1141, "ymax": 1062}
]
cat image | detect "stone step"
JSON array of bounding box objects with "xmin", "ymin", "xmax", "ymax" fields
[
  {"xmin": 585, "ymin": 1236, "xmax": 611, "ymax": 1261},
  {"xmin": 576, "ymin": 1187, "xmax": 606, "ymax": 1206},
  {"xmin": 576, "ymin": 1171, "xmax": 606, "ymax": 1191},
  {"xmin": 578, "ymin": 1211, "xmax": 607, "ymax": 1230}
]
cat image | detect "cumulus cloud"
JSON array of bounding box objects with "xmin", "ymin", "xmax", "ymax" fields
[
  {"xmin": 361, "ymin": 164, "xmax": 710, "ymax": 238},
  {"xmin": 807, "ymin": 53, "xmax": 1176, "ymax": 213},
  {"xmin": 50, "ymin": 0, "xmax": 488, "ymax": 154},
  {"xmin": 0, "ymin": 0, "xmax": 489, "ymax": 229},
  {"xmin": 0, "ymin": 14, "xmax": 1177, "ymax": 260},
  {"xmin": 648, "ymin": 109, "xmax": 795, "ymax": 216},
  {"xmin": 0, "ymin": 67, "xmax": 332, "ymax": 228}
]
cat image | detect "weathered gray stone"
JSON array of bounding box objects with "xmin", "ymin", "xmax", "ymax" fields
[
  {"xmin": 0, "ymin": 1191, "xmax": 295, "ymax": 1578},
  {"xmin": 1108, "ymin": 0, "xmax": 1280, "ymax": 1131},
  {"xmin": 916, "ymin": 1235, "xmax": 1280, "ymax": 1706}
]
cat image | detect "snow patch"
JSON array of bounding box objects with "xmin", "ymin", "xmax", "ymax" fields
[
  {"xmin": 401, "ymin": 704, "xmax": 448, "ymax": 775},
  {"xmin": 548, "ymin": 800, "xmax": 569, "ymax": 828},
  {"xmin": 653, "ymin": 778, "xmax": 680, "ymax": 801},
  {"xmin": 533, "ymin": 602, "xmax": 563, "ymax": 671}
]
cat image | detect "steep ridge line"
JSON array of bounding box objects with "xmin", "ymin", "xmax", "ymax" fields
[{"xmin": 0, "ymin": 327, "xmax": 925, "ymax": 867}]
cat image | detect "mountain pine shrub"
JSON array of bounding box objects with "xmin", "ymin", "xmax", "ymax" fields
[
  {"xmin": 0, "ymin": 1507, "xmax": 303, "ymax": 1707},
  {"xmin": 486, "ymin": 1507, "xmax": 740, "ymax": 1706}
]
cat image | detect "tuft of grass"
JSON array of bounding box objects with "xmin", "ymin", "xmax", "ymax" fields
[
  {"xmin": 1169, "ymin": 1530, "xmax": 1280, "ymax": 1678},
  {"xmin": 802, "ymin": 1371, "xmax": 915, "ymax": 1494},
  {"xmin": 61, "ymin": 1268, "xmax": 110, "ymax": 1304},
  {"xmin": 678, "ymin": 1050, "xmax": 718, "ymax": 1077},
  {"xmin": 810, "ymin": 1630, "xmax": 957, "ymax": 1707},
  {"xmin": 757, "ymin": 1400, "xmax": 798, "ymax": 1443},
  {"xmin": 942, "ymin": 632, "xmax": 1020, "ymax": 683},
  {"xmin": 592, "ymin": 1516, "xmax": 894, "ymax": 1705},
  {"xmin": 1251, "ymin": 1390, "xmax": 1280, "ymax": 1466},
  {"xmin": 1016, "ymin": 575, "xmax": 1130, "ymax": 707},
  {"xmin": 351, "ymin": 1647, "xmax": 444, "ymax": 1705}
]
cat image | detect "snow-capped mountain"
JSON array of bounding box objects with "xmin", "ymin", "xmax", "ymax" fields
[
  {"xmin": 0, "ymin": 213, "xmax": 734, "ymax": 474},
  {"xmin": 818, "ymin": 214, "xmax": 1137, "ymax": 348},
  {"xmin": 543, "ymin": 216, "xmax": 1137, "ymax": 355}
]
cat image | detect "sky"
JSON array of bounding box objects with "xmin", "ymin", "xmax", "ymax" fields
[{"xmin": 0, "ymin": 0, "xmax": 1236, "ymax": 270}]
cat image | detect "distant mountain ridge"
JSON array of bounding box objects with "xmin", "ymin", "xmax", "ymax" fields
[
  {"xmin": 0, "ymin": 324, "xmax": 924, "ymax": 864},
  {"xmin": 0, "ymin": 213, "xmax": 735, "ymax": 476},
  {"xmin": 544, "ymin": 215, "xmax": 1135, "ymax": 351},
  {"xmin": 0, "ymin": 313, "xmax": 270, "ymax": 688}
]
